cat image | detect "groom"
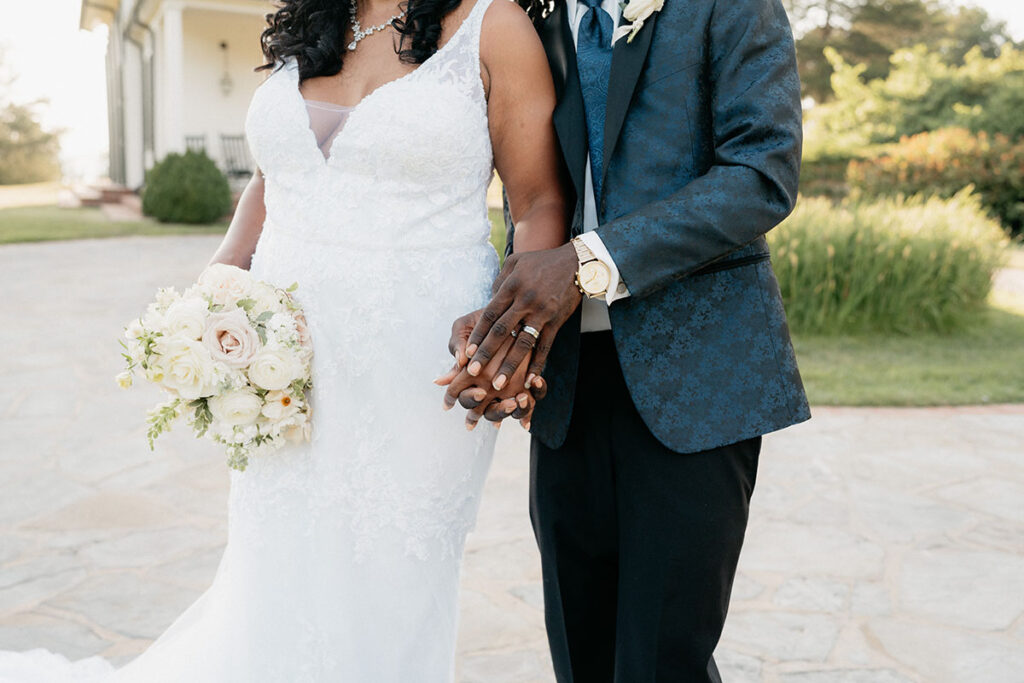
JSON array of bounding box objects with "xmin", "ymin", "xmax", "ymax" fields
[{"xmin": 446, "ymin": 0, "xmax": 808, "ymax": 678}]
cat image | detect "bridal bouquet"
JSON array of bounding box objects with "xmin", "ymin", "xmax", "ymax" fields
[{"xmin": 117, "ymin": 264, "xmax": 314, "ymax": 471}]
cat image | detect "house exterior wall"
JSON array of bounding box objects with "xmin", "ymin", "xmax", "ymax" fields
[
  {"xmin": 84, "ymin": 0, "xmax": 268, "ymax": 187},
  {"xmin": 180, "ymin": 8, "xmax": 267, "ymax": 167}
]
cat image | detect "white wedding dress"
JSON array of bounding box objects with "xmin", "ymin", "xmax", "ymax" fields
[{"xmin": 0, "ymin": 0, "xmax": 501, "ymax": 680}]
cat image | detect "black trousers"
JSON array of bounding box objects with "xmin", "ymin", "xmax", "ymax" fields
[{"xmin": 530, "ymin": 331, "xmax": 760, "ymax": 683}]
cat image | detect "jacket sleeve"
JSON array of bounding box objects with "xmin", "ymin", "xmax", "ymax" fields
[{"xmin": 595, "ymin": 0, "xmax": 802, "ymax": 298}]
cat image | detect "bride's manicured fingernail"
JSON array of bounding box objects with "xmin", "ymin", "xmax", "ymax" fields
[
  {"xmin": 468, "ymin": 361, "xmax": 481, "ymax": 376},
  {"xmin": 518, "ymin": 394, "xmax": 529, "ymax": 408},
  {"xmin": 525, "ymin": 373, "xmax": 536, "ymax": 389},
  {"xmin": 467, "ymin": 344, "xmax": 478, "ymax": 356},
  {"xmin": 472, "ymin": 388, "xmax": 487, "ymax": 401},
  {"xmin": 466, "ymin": 421, "xmax": 477, "ymax": 431},
  {"xmin": 493, "ymin": 374, "xmax": 507, "ymax": 390}
]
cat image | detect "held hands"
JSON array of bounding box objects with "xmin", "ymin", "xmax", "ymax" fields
[
  {"xmin": 437, "ymin": 243, "xmax": 583, "ymax": 428},
  {"xmin": 435, "ymin": 323, "xmax": 543, "ymax": 429}
]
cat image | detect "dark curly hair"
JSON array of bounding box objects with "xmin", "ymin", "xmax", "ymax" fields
[{"xmin": 258, "ymin": 0, "xmax": 467, "ymax": 81}]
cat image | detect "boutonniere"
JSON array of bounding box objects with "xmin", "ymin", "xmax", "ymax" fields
[{"xmin": 613, "ymin": 0, "xmax": 664, "ymax": 44}]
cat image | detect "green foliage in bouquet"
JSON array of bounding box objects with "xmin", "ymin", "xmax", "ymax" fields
[
  {"xmin": 847, "ymin": 127, "xmax": 1024, "ymax": 235},
  {"xmin": 769, "ymin": 191, "xmax": 1009, "ymax": 334},
  {"xmin": 142, "ymin": 150, "xmax": 232, "ymax": 224}
]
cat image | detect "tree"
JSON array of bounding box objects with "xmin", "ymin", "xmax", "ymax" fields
[
  {"xmin": 787, "ymin": 0, "xmax": 1015, "ymax": 103},
  {"xmin": 0, "ymin": 48, "xmax": 62, "ymax": 184},
  {"xmin": 805, "ymin": 44, "xmax": 1024, "ymax": 149}
]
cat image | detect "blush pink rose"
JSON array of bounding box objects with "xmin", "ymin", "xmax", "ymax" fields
[{"xmin": 202, "ymin": 310, "xmax": 261, "ymax": 369}]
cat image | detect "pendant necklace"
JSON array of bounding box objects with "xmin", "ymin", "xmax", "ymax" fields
[{"xmin": 348, "ymin": 0, "xmax": 406, "ymax": 51}]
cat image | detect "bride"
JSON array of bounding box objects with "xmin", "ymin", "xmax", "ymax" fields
[{"xmin": 0, "ymin": 0, "xmax": 566, "ymax": 679}]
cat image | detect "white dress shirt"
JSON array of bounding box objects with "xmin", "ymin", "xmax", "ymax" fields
[{"xmin": 565, "ymin": 0, "xmax": 631, "ymax": 332}]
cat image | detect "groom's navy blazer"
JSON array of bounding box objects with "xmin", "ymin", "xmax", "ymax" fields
[{"xmin": 511, "ymin": 0, "xmax": 811, "ymax": 453}]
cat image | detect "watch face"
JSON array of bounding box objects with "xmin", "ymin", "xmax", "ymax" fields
[{"xmin": 579, "ymin": 261, "xmax": 611, "ymax": 296}]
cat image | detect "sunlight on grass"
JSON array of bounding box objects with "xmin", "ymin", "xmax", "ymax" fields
[
  {"xmin": 0, "ymin": 183, "xmax": 65, "ymax": 209},
  {"xmin": 0, "ymin": 206, "xmax": 226, "ymax": 245}
]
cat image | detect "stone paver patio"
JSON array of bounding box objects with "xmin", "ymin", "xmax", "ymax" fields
[{"xmin": 0, "ymin": 236, "xmax": 1022, "ymax": 682}]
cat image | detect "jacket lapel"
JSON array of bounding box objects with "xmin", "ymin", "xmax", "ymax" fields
[
  {"xmin": 540, "ymin": 2, "xmax": 587, "ymax": 199},
  {"xmin": 601, "ymin": 12, "xmax": 657, "ymax": 190}
]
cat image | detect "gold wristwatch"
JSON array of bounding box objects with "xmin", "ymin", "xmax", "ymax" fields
[{"xmin": 572, "ymin": 236, "xmax": 612, "ymax": 299}]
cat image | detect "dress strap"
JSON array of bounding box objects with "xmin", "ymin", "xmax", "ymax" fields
[{"xmin": 462, "ymin": 0, "xmax": 496, "ymax": 60}]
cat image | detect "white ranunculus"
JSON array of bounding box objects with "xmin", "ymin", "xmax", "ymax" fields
[
  {"xmin": 209, "ymin": 388, "xmax": 263, "ymax": 427},
  {"xmin": 623, "ymin": 0, "xmax": 664, "ymax": 22},
  {"xmin": 202, "ymin": 309, "xmax": 261, "ymax": 369},
  {"xmin": 248, "ymin": 347, "xmax": 301, "ymax": 391},
  {"xmin": 155, "ymin": 337, "xmax": 217, "ymax": 400},
  {"xmin": 164, "ymin": 298, "xmax": 210, "ymax": 340},
  {"xmin": 198, "ymin": 263, "xmax": 254, "ymax": 307}
]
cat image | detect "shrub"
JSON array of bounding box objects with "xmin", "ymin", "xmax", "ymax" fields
[
  {"xmin": 769, "ymin": 191, "xmax": 1009, "ymax": 334},
  {"xmin": 847, "ymin": 127, "xmax": 1024, "ymax": 234},
  {"xmin": 142, "ymin": 150, "xmax": 231, "ymax": 224}
]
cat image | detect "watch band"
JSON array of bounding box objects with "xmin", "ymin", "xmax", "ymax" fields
[{"xmin": 571, "ymin": 236, "xmax": 597, "ymax": 265}]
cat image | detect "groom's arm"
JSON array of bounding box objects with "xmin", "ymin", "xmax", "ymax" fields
[
  {"xmin": 452, "ymin": 0, "xmax": 801, "ymax": 386},
  {"xmin": 592, "ymin": 0, "xmax": 802, "ymax": 297}
]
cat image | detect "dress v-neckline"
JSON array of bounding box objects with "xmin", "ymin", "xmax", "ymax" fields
[{"xmin": 287, "ymin": 0, "xmax": 485, "ymax": 167}]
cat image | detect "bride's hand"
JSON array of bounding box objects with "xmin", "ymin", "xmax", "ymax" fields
[{"xmin": 436, "ymin": 330, "xmax": 544, "ymax": 429}]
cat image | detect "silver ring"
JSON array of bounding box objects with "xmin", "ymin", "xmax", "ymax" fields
[{"xmin": 521, "ymin": 325, "xmax": 541, "ymax": 340}]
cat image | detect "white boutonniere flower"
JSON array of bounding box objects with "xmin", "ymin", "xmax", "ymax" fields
[{"xmin": 614, "ymin": 0, "xmax": 664, "ymax": 44}]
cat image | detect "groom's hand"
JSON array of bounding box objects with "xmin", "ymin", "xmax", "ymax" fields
[{"xmin": 464, "ymin": 243, "xmax": 580, "ymax": 388}]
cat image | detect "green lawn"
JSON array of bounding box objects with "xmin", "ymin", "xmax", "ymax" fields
[
  {"xmin": 3, "ymin": 203, "xmax": 1021, "ymax": 407},
  {"xmin": 794, "ymin": 290, "xmax": 1024, "ymax": 406},
  {"xmin": 0, "ymin": 206, "xmax": 226, "ymax": 245}
]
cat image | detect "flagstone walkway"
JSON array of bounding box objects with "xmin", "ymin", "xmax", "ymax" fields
[{"xmin": 0, "ymin": 236, "xmax": 1022, "ymax": 682}]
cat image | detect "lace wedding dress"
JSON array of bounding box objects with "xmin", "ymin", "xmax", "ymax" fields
[{"xmin": 0, "ymin": 1, "xmax": 500, "ymax": 680}]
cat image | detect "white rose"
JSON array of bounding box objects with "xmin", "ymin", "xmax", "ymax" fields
[
  {"xmin": 202, "ymin": 309, "xmax": 262, "ymax": 369},
  {"xmin": 209, "ymin": 388, "xmax": 263, "ymax": 427},
  {"xmin": 260, "ymin": 390, "xmax": 300, "ymax": 421},
  {"xmin": 164, "ymin": 298, "xmax": 209, "ymax": 340},
  {"xmin": 154, "ymin": 337, "xmax": 217, "ymax": 400},
  {"xmin": 623, "ymin": 0, "xmax": 663, "ymax": 22},
  {"xmin": 248, "ymin": 348, "xmax": 301, "ymax": 391},
  {"xmin": 198, "ymin": 263, "xmax": 254, "ymax": 307}
]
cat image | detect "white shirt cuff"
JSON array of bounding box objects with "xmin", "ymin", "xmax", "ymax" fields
[{"xmin": 578, "ymin": 232, "xmax": 630, "ymax": 304}]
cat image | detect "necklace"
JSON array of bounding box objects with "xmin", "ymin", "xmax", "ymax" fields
[{"xmin": 348, "ymin": 1, "xmax": 406, "ymax": 51}]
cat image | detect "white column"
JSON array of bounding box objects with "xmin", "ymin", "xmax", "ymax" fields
[
  {"xmin": 122, "ymin": 40, "xmax": 146, "ymax": 188},
  {"xmin": 159, "ymin": 1, "xmax": 185, "ymax": 158}
]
